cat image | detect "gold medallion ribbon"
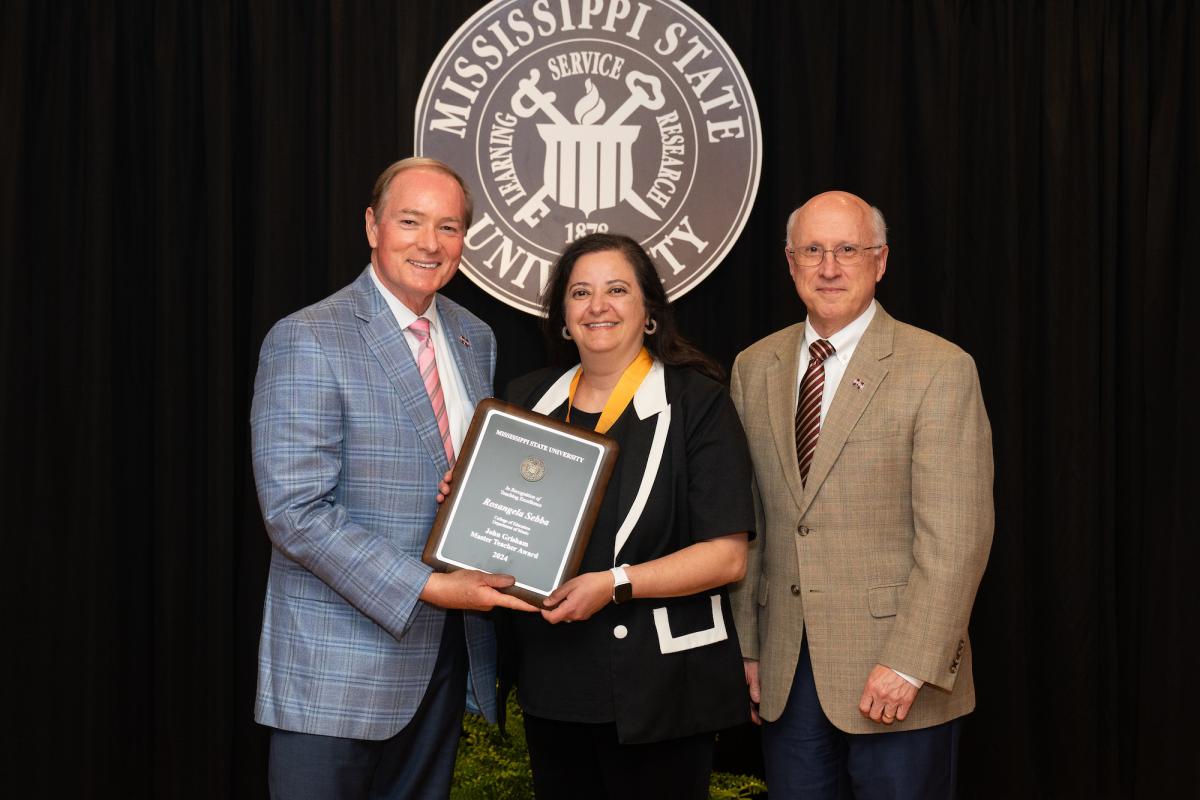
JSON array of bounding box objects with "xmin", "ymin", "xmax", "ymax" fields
[{"xmin": 566, "ymin": 347, "xmax": 653, "ymax": 434}]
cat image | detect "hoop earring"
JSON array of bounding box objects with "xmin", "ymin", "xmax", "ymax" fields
[
  {"xmin": 644, "ymin": 319, "xmax": 658, "ymax": 335},
  {"xmin": 561, "ymin": 326, "xmax": 572, "ymax": 340}
]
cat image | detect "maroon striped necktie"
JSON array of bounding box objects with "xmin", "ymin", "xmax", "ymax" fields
[{"xmin": 795, "ymin": 338, "xmax": 835, "ymax": 486}]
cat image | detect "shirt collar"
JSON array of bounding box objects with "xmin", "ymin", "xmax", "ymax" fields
[
  {"xmin": 369, "ymin": 264, "xmax": 443, "ymax": 333},
  {"xmin": 532, "ymin": 358, "xmax": 669, "ymax": 420},
  {"xmin": 804, "ymin": 300, "xmax": 877, "ymax": 365}
]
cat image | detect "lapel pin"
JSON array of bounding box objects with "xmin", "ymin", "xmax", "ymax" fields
[
  {"xmin": 852, "ymin": 378, "xmax": 865, "ymax": 390},
  {"xmin": 459, "ymin": 334, "xmax": 471, "ymax": 348}
]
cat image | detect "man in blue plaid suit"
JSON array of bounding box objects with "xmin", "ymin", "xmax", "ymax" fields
[{"xmin": 251, "ymin": 157, "xmax": 537, "ymax": 798}]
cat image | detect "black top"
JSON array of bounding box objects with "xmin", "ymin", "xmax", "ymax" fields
[{"xmin": 502, "ymin": 363, "xmax": 755, "ymax": 743}]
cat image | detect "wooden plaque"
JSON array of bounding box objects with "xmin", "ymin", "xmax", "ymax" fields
[{"xmin": 422, "ymin": 398, "xmax": 619, "ymax": 607}]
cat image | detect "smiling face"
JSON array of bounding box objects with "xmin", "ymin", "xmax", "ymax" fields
[
  {"xmin": 365, "ymin": 167, "xmax": 467, "ymax": 314},
  {"xmin": 563, "ymin": 249, "xmax": 649, "ymax": 368},
  {"xmin": 787, "ymin": 192, "xmax": 888, "ymax": 337}
]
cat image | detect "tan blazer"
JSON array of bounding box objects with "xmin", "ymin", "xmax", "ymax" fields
[{"xmin": 729, "ymin": 305, "xmax": 993, "ymax": 733}]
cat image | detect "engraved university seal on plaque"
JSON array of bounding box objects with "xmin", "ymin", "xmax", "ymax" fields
[
  {"xmin": 415, "ymin": 0, "xmax": 761, "ymax": 315},
  {"xmin": 520, "ymin": 456, "xmax": 546, "ymax": 482}
]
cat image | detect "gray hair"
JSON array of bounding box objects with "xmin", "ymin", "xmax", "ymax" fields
[{"xmin": 785, "ymin": 202, "xmax": 889, "ymax": 248}]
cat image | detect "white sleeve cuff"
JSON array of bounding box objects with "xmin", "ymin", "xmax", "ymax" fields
[{"xmin": 892, "ymin": 668, "xmax": 924, "ymax": 688}]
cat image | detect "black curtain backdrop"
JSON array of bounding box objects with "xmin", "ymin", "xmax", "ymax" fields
[{"xmin": 3, "ymin": 1, "xmax": 1196, "ymax": 796}]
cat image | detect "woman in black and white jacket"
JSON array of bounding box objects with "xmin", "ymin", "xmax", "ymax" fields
[{"xmin": 502, "ymin": 233, "xmax": 755, "ymax": 800}]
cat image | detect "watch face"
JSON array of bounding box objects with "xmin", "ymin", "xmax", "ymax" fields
[{"xmin": 614, "ymin": 581, "xmax": 633, "ymax": 604}]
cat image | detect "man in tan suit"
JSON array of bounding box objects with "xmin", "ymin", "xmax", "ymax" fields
[{"xmin": 729, "ymin": 191, "xmax": 993, "ymax": 798}]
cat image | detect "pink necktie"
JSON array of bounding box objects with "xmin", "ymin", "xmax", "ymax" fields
[
  {"xmin": 409, "ymin": 317, "xmax": 455, "ymax": 467},
  {"xmin": 795, "ymin": 339, "xmax": 835, "ymax": 487}
]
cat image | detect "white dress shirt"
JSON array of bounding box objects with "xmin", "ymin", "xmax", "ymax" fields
[
  {"xmin": 796, "ymin": 300, "xmax": 877, "ymax": 425},
  {"xmin": 369, "ymin": 266, "xmax": 472, "ymax": 455},
  {"xmin": 796, "ymin": 300, "xmax": 923, "ymax": 690}
]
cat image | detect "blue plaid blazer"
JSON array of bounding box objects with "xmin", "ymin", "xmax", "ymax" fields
[{"xmin": 251, "ymin": 267, "xmax": 498, "ymax": 740}]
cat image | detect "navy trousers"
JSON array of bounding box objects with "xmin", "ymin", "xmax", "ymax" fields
[
  {"xmin": 761, "ymin": 636, "xmax": 962, "ymax": 800},
  {"xmin": 268, "ymin": 611, "xmax": 468, "ymax": 800}
]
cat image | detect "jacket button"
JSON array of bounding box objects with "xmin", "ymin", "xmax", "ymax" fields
[
  {"xmin": 613, "ymin": 625, "xmax": 628, "ymax": 639},
  {"xmin": 797, "ymin": 524, "xmax": 810, "ymax": 536},
  {"xmin": 790, "ymin": 584, "xmax": 801, "ymax": 596}
]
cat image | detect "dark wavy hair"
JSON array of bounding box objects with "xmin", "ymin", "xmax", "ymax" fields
[{"xmin": 541, "ymin": 233, "xmax": 723, "ymax": 382}]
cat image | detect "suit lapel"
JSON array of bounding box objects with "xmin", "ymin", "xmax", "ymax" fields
[
  {"xmin": 767, "ymin": 325, "xmax": 807, "ymax": 511},
  {"xmin": 438, "ymin": 299, "xmax": 486, "ymax": 406},
  {"xmin": 354, "ymin": 272, "xmax": 452, "ymax": 472},
  {"xmin": 612, "ymin": 361, "xmax": 669, "ymax": 562},
  {"xmin": 798, "ymin": 308, "xmax": 895, "ymax": 516},
  {"xmin": 531, "ymin": 368, "xmax": 577, "ymax": 414}
]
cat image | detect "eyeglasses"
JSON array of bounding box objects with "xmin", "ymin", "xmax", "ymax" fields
[{"xmin": 785, "ymin": 243, "xmax": 885, "ymax": 268}]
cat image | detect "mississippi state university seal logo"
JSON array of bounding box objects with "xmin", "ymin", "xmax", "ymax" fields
[
  {"xmin": 520, "ymin": 456, "xmax": 546, "ymax": 482},
  {"xmin": 415, "ymin": 0, "xmax": 761, "ymax": 315}
]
